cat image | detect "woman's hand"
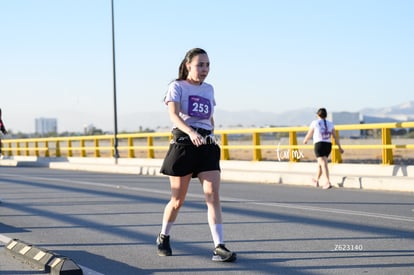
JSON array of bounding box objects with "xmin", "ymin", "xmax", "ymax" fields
[{"xmin": 189, "ymin": 130, "xmax": 204, "ymax": 147}]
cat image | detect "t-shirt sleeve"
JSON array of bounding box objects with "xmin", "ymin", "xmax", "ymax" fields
[
  {"xmin": 164, "ymin": 81, "xmax": 181, "ymax": 105},
  {"xmin": 309, "ymin": 120, "xmax": 316, "ymax": 129}
]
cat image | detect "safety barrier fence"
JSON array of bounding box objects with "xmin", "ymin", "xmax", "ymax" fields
[{"xmin": 1, "ymin": 122, "xmax": 414, "ymax": 165}]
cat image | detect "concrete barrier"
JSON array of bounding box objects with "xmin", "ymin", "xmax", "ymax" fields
[{"xmin": 5, "ymin": 238, "xmax": 83, "ymax": 275}]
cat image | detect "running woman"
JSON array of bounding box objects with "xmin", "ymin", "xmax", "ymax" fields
[
  {"xmin": 303, "ymin": 108, "xmax": 344, "ymax": 189},
  {"xmin": 157, "ymin": 48, "xmax": 236, "ymax": 262}
]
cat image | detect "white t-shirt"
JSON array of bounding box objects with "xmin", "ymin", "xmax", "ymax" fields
[
  {"xmin": 309, "ymin": 119, "xmax": 334, "ymax": 143},
  {"xmin": 164, "ymin": 80, "xmax": 216, "ymax": 130}
]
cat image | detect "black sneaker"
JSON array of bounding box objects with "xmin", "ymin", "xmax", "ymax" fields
[
  {"xmin": 212, "ymin": 244, "xmax": 237, "ymax": 262},
  {"xmin": 156, "ymin": 233, "xmax": 172, "ymax": 256}
]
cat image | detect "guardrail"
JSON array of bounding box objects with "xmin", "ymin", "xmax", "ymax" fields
[{"xmin": 1, "ymin": 122, "xmax": 414, "ymax": 165}]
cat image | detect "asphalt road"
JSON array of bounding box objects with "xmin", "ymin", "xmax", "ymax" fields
[{"xmin": 1, "ymin": 167, "xmax": 413, "ymax": 275}]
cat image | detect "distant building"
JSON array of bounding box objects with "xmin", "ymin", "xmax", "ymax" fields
[
  {"xmin": 35, "ymin": 118, "xmax": 58, "ymax": 134},
  {"xmin": 328, "ymin": 112, "xmax": 361, "ymax": 138}
]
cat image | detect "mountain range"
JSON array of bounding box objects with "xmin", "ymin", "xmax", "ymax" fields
[
  {"xmin": 32, "ymin": 100, "xmax": 413, "ymax": 133},
  {"xmin": 116, "ymin": 101, "xmax": 414, "ymax": 132}
]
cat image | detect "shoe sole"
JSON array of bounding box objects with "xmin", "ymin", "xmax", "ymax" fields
[
  {"xmin": 212, "ymin": 253, "xmax": 237, "ymax": 262},
  {"xmin": 157, "ymin": 251, "xmax": 172, "ymax": 256}
]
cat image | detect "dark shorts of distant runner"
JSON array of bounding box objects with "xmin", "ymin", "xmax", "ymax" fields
[{"xmin": 314, "ymin": 141, "xmax": 332, "ymax": 158}]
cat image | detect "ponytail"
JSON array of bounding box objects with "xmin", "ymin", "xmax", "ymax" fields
[
  {"xmin": 323, "ymin": 119, "xmax": 328, "ymax": 135},
  {"xmin": 316, "ymin": 108, "xmax": 329, "ymax": 135},
  {"xmin": 177, "ymin": 59, "xmax": 189, "ymax": 80}
]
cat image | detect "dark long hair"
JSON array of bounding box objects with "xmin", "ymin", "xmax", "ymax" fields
[
  {"xmin": 163, "ymin": 48, "xmax": 208, "ymax": 102},
  {"xmin": 177, "ymin": 48, "xmax": 207, "ymax": 80},
  {"xmin": 317, "ymin": 108, "xmax": 328, "ymax": 134}
]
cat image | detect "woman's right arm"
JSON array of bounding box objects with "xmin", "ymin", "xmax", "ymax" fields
[
  {"xmin": 303, "ymin": 128, "xmax": 314, "ymax": 144},
  {"xmin": 167, "ymin": 101, "xmax": 203, "ymax": 146}
]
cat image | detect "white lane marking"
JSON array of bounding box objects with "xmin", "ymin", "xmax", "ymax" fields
[
  {"xmin": 0, "ymin": 234, "xmax": 12, "ymax": 244},
  {"xmin": 4, "ymin": 173, "xmax": 173, "ymax": 197},
  {"xmin": 79, "ymin": 265, "xmax": 105, "ymax": 275},
  {"xmin": 5, "ymin": 174, "xmax": 414, "ymax": 223},
  {"xmin": 251, "ymin": 201, "xmax": 414, "ymax": 222}
]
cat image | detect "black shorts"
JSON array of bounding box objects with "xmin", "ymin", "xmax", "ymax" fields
[
  {"xmin": 314, "ymin": 142, "xmax": 332, "ymax": 158},
  {"xmin": 160, "ymin": 128, "xmax": 221, "ymax": 178}
]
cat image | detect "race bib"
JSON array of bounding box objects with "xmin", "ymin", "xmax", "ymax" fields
[{"xmin": 188, "ymin": 95, "xmax": 211, "ymax": 119}]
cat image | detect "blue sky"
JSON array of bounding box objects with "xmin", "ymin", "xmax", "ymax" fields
[{"xmin": 1, "ymin": 0, "xmax": 413, "ymax": 133}]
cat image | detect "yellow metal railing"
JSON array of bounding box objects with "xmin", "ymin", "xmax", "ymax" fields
[{"xmin": 1, "ymin": 122, "xmax": 414, "ymax": 165}]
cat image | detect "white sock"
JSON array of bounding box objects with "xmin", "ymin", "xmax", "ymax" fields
[
  {"xmin": 161, "ymin": 221, "xmax": 173, "ymax": 236},
  {"xmin": 210, "ymin": 223, "xmax": 224, "ymax": 247}
]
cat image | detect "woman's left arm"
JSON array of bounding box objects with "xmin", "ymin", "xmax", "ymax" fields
[{"xmin": 332, "ymin": 128, "xmax": 344, "ymax": 153}]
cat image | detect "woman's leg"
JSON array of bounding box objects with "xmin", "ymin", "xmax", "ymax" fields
[
  {"xmin": 312, "ymin": 164, "xmax": 322, "ymax": 187},
  {"xmin": 157, "ymin": 174, "xmax": 192, "ymax": 256},
  {"xmin": 316, "ymin": 164, "xmax": 322, "ymax": 181},
  {"xmin": 199, "ymin": 170, "xmax": 236, "ymax": 262},
  {"xmin": 161, "ymin": 174, "xmax": 192, "ymax": 234},
  {"xmin": 317, "ymin": 156, "xmax": 331, "ymax": 188},
  {"xmin": 198, "ymin": 170, "xmax": 223, "ymax": 245}
]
